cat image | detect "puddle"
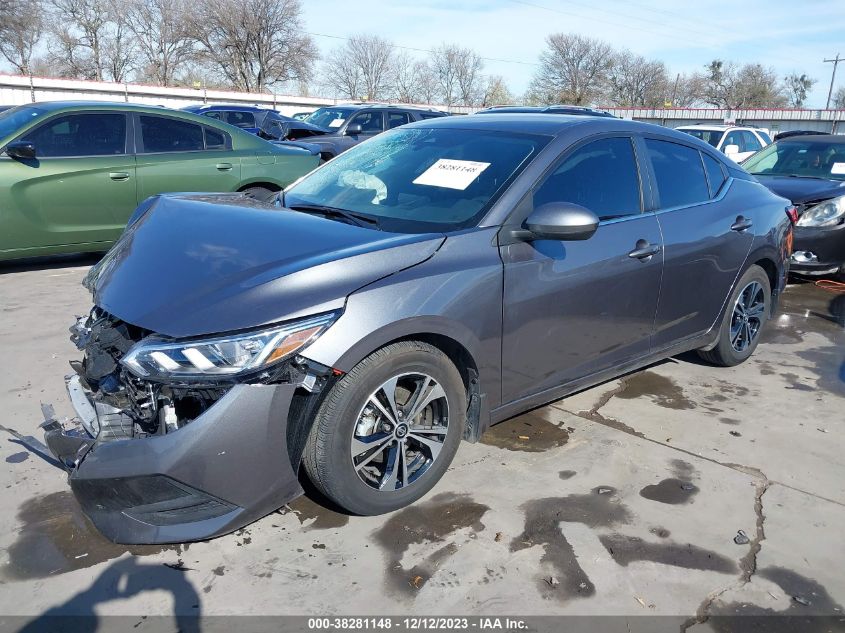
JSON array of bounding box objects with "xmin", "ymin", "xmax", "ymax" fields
[
  {"xmin": 649, "ymin": 526, "xmax": 670, "ymax": 538},
  {"xmin": 558, "ymin": 470, "xmax": 577, "ymax": 480},
  {"xmin": 373, "ymin": 492, "xmax": 488, "ymax": 597},
  {"xmin": 616, "ymin": 372, "xmax": 696, "ymax": 410},
  {"xmin": 3, "ymin": 492, "xmax": 172, "ymax": 580},
  {"xmin": 5, "ymin": 452, "xmax": 29, "ymax": 464},
  {"xmin": 709, "ymin": 566, "xmax": 845, "ymax": 631},
  {"xmin": 719, "ymin": 417, "xmax": 741, "ymax": 425},
  {"xmin": 599, "ymin": 534, "xmax": 736, "ymax": 573},
  {"xmin": 480, "ymin": 410, "xmax": 569, "ymax": 452},
  {"xmin": 511, "ymin": 488, "xmax": 631, "ymax": 600},
  {"xmin": 640, "ymin": 463, "xmax": 699, "ymax": 506},
  {"xmin": 285, "ymin": 495, "xmax": 350, "ymax": 530}
]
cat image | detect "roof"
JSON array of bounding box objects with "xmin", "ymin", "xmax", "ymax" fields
[
  {"xmin": 477, "ymin": 105, "xmax": 614, "ymax": 117},
  {"xmin": 675, "ymin": 124, "xmax": 765, "ymax": 131},
  {"xmin": 321, "ymin": 102, "xmax": 447, "ymax": 113},
  {"xmin": 28, "ymin": 100, "xmax": 171, "ymax": 112},
  {"xmin": 181, "ymin": 103, "xmax": 274, "ymax": 113},
  {"xmin": 778, "ymin": 134, "xmax": 845, "ymax": 144}
]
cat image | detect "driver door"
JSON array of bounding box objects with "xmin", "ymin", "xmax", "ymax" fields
[{"xmin": 499, "ymin": 136, "xmax": 663, "ymax": 404}]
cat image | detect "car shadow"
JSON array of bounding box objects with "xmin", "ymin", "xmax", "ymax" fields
[
  {"xmin": 16, "ymin": 557, "xmax": 202, "ymax": 632},
  {"xmin": 0, "ymin": 253, "xmax": 102, "ymax": 275}
]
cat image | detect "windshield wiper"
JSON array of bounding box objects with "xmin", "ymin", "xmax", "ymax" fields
[{"xmin": 287, "ymin": 204, "xmax": 381, "ymax": 230}]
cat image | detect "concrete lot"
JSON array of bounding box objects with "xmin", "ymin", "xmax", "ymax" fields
[{"xmin": 0, "ymin": 255, "xmax": 843, "ymax": 630}]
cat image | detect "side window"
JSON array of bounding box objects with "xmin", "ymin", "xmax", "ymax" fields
[
  {"xmin": 533, "ymin": 137, "xmax": 642, "ymax": 220},
  {"xmin": 224, "ymin": 111, "xmax": 256, "ymax": 129},
  {"xmin": 756, "ymin": 130, "xmax": 772, "ymax": 144},
  {"xmin": 350, "ymin": 111, "xmax": 384, "ymax": 133},
  {"xmin": 140, "ymin": 115, "xmax": 204, "ymax": 153},
  {"xmin": 741, "ymin": 131, "xmax": 762, "ymax": 152},
  {"xmin": 388, "ymin": 112, "xmax": 412, "ymax": 129},
  {"xmin": 201, "ymin": 111, "xmax": 224, "ymax": 121},
  {"xmin": 701, "ymin": 152, "xmax": 727, "ymax": 198},
  {"xmin": 204, "ymin": 127, "xmax": 228, "ymax": 150},
  {"xmin": 723, "ymin": 131, "xmax": 742, "ymax": 150},
  {"xmin": 20, "ymin": 113, "xmax": 126, "ymax": 157},
  {"xmin": 645, "ymin": 138, "xmax": 710, "ymax": 208}
]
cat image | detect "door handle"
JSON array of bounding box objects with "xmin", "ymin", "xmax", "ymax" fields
[
  {"xmin": 216, "ymin": 163, "xmax": 233, "ymax": 171},
  {"xmin": 731, "ymin": 216, "xmax": 753, "ymax": 232},
  {"xmin": 109, "ymin": 172, "xmax": 130, "ymax": 181},
  {"xmin": 628, "ymin": 240, "xmax": 661, "ymax": 260}
]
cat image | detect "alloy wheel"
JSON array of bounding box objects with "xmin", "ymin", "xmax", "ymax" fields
[
  {"xmin": 730, "ymin": 281, "xmax": 765, "ymax": 352},
  {"xmin": 351, "ymin": 372, "xmax": 449, "ymax": 492}
]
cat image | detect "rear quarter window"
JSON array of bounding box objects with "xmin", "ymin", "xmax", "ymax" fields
[{"xmin": 701, "ymin": 152, "xmax": 727, "ymax": 197}]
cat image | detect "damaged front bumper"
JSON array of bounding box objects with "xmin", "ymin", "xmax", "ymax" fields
[{"xmin": 43, "ymin": 375, "xmax": 305, "ymax": 544}]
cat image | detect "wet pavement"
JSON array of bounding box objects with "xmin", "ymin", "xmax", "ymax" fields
[{"xmin": 0, "ymin": 260, "xmax": 843, "ymax": 628}]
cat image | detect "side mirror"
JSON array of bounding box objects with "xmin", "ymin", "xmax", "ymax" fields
[
  {"xmin": 520, "ymin": 202, "xmax": 600, "ymax": 241},
  {"xmin": 723, "ymin": 144, "xmax": 740, "ymax": 156},
  {"xmin": 6, "ymin": 140, "xmax": 36, "ymax": 160},
  {"xmin": 345, "ymin": 123, "xmax": 363, "ymax": 136}
]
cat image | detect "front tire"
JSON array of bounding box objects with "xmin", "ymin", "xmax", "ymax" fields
[
  {"xmin": 303, "ymin": 341, "xmax": 466, "ymax": 516},
  {"xmin": 698, "ymin": 264, "xmax": 771, "ymax": 367}
]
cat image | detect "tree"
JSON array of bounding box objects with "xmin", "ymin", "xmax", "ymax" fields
[
  {"xmin": 391, "ymin": 52, "xmax": 424, "ymax": 103},
  {"xmin": 0, "ymin": 0, "xmax": 43, "ymax": 75},
  {"xmin": 833, "ymin": 86, "xmax": 845, "ymax": 109},
  {"xmin": 430, "ymin": 44, "xmax": 484, "ymax": 106},
  {"xmin": 322, "ymin": 34, "xmax": 394, "ymax": 101},
  {"xmin": 46, "ymin": 0, "xmax": 135, "ymax": 82},
  {"xmin": 124, "ymin": 0, "xmax": 195, "ymax": 86},
  {"xmin": 784, "ymin": 73, "xmax": 816, "ymax": 108},
  {"xmin": 190, "ymin": 0, "xmax": 316, "ymax": 92},
  {"xmin": 412, "ymin": 60, "xmax": 439, "ymax": 104},
  {"xmin": 701, "ymin": 60, "xmax": 786, "ymax": 108},
  {"xmin": 605, "ymin": 52, "xmax": 667, "ymax": 107},
  {"xmin": 481, "ymin": 75, "xmax": 513, "ymax": 107},
  {"xmin": 527, "ymin": 33, "xmax": 613, "ymax": 105},
  {"xmin": 669, "ymin": 73, "xmax": 705, "ymax": 107}
]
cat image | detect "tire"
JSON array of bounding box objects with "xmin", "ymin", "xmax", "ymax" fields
[
  {"xmin": 241, "ymin": 186, "xmax": 277, "ymax": 203},
  {"xmin": 303, "ymin": 341, "xmax": 467, "ymax": 515},
  {"xmin": 698, "ymin": 264, "xmax": 771, "ymax": 367}
]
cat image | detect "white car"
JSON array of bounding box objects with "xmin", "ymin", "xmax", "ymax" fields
[{"xmin": 675, "ymin": 124, "xmax": 771, "ymax": 163}]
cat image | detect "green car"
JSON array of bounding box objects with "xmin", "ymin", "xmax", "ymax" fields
[{"xmin": 0, "ymin": 101, "xmax": 320, "ymax": 261}]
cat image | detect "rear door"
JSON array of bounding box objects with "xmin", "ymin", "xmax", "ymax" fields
[
  {"xmin": 500, "ymin": 135, "xmax": 663, "ymax": 403},
  {"xmin": 133, "ymin": 113, "xmax": 241, "ymax": 203},
  {"xmin": 0, "ymin": 111, "xmax": 134, "ymax": 251},
  {"xmin": 644, "ymin": 137, "xmax": 754, "ymax": 349}
]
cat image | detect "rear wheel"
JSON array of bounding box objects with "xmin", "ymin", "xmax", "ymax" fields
[
  {"xmin": 303, "ymin": 341, "xmax": 466, "ymax": 515},
  {"xmin": 698, "ymin": 264, "xmax": 771, "ymax": 366}
]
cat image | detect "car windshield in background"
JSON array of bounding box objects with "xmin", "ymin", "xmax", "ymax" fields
[
  {"xmin": 0, "ymin": 105, "xmax": 48, "ymax": 140},
  {"xmin": 284, "ymin": 127, "xmax": 549, "ymax": 233},
  {"xmin": 743, "ymin": 140, "xmax": 845, "ymax": 181},
  {"xmin": 304, "ymin": 107, "xmax": 356, "ymax": 129},
  {"xmin": 678, "ymin": 128, "xmax": 724, "ymax": 148}
]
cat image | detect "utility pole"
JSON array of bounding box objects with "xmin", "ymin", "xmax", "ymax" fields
[{"xmin": 824, "ymin": 53, "xmax": 843, "ymax": 109}]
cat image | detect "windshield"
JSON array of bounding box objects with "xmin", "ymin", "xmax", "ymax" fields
[
  {"xmin": 0, "ymin": 105, "xmax": 48, "ymax": 141},
  {"xmin": 304, "ymin": 107, "xmax": 355, "ymax": 129},
  {"xmin": 284, "ymin": 127, "xmax": 549, "ymax": 233},
  {"xmin": 678, "ymin": 128, "xmax": 724, "ymax": 148},
  {"xmin": 743, "ymin": 140, "xmax": 845, "ymax": 181}
]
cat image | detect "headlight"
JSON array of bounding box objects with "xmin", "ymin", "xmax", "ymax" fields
[
  {"xmin": 121, "ymin": 312, "xmax": 338, "ymax": 380},
  {"xmin": 796, "ymin": 195, "xmax": 845, "ymax": 227}
]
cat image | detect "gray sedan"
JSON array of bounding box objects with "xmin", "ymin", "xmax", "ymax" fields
[{"xmin": 45, "ymin": 114, "xmax": 793, "ymax": 543}]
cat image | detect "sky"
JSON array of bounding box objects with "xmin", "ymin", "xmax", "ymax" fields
[{"xmin": 300, "ymin": 0, "xmax": 845, "ymax": 108}]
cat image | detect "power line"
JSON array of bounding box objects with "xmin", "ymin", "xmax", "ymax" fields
[
  {"xmin": 306, "ymin": 32, "xmax": 538, "ymax": 67},
  {"xmin": 824, "ymin": 53, "xmax": 843, "ymax": 109}
]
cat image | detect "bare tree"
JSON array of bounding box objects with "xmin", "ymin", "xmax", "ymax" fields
[
  {"xmin": 784, "ymin": 73, "xmax": 816, "ymax": 108},
  {"xmin": 701, "ymin": 60, "xmax": 786, "ymax": 108},
  {"xmin": 0, "ymin": 0, "xmax": 43, "ymax": 75},
  {"xmin": 191, "ymin": 0, "xmax": 316, "ymax": 92},
  {"xmin": 833, "ymin": 86, "xmax": 845, "ymax": 109},
  {"xmin": 668, "ymin": 73, "xmax": 705, "ymax": 107},
  {"xmin": 47, "ymin": 0, "xmax": 135, "ymax": 81},
  {"xmin": 605, "ymin": 53, "xmax": 667, "ymax": 107},
  {"xmin": 124, "ymin": 0, "xmax": 195, "ymax": 86},
  {"xmin": 391, "ymin": 52, "xmax": 418, "ymax": 103},
  {"xmin": 481, "ymin": 75, "xmax": 513, "ymax": 107},
  {"xmin": 322, "ymin": 34, "xmax": 393, "ymax": 101},
  {"xmin": 413, "ymin": 60, "xmax": 439, "ymax": 104},
  {"xmin": 527, "ymin": 33, "xmax": 613, "ymax": 105},
  {"xmin": 431, "ymin": 43, "xmax": 484, "ymax": 106}
]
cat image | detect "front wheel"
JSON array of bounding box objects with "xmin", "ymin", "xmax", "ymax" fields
[
  {"xmin": 698, "ymin": 264, "xmax": 771, "ymax": 366},
  {"xmin": 303, "ymin": 341, "xmax": 466, "ymax": 515}
]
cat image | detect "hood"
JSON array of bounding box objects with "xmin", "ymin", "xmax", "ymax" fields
[
  {"xmin": 87, "ymin": 196, "xmax": 445, "ymax": 338},
  {"xmin": 754, "ymin": 174, "xmax": 845, "ymax": 205}
]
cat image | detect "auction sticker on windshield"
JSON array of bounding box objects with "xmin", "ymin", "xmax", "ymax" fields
[{"xmin": 413, "ymin": 159, "xmax": 491, "ymax": 190}]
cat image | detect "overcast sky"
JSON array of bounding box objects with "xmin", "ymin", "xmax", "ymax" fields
[{"xmin": 301, "ymin": 0, "xmax": 845, "ymax": 108}]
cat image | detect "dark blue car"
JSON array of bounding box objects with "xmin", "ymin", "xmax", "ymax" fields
[{"xmin": 181, "ymin": 104, "xmax": 326, "ymax": 141}]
